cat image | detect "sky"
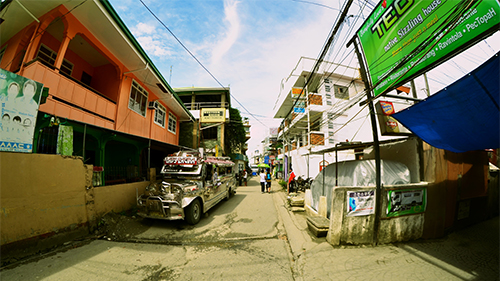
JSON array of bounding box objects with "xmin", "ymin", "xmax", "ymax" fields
[{"xmin": 108, "ymin": 0, "xmax": 499, "ymax": 156}]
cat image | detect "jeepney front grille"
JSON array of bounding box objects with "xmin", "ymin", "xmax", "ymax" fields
[{"xmin": 147, "ymin": 198, "xmax": 163, "ymax": 211}]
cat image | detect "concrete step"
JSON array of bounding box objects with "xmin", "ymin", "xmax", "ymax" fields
[{"xmin": 307, "ymin": 216, "xmax": 330, "ymax": 237}]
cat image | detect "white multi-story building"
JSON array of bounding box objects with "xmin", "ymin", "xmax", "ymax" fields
[{"xmin": 273, "ymin": 57, "xmax": 418, "ymax": 180}]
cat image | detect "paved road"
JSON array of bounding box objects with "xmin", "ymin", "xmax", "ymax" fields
[
  {"xmin": 1, "ymin": 176, "xmax": 498, "ymax": 280},
  {"xmin": 1, "ymin": 177, "xmax": 295, "ymax": 281}
]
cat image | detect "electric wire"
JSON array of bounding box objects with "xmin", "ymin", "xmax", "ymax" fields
[
  {"xmin": 138, "ymin": 0, "xmax": 268, "ymax": 128},
  {"xmin": 281, "ymin": 0, "xmax": 370, "ymax": 142},
  {"xmin": 280, "ymin": 0, "xmax": 357, "ymax": 132}
]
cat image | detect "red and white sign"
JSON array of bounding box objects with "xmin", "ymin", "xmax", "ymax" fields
[
  {"xmin": 164, "ymin": 157, "xmax": 198, "ymax": 165},
  {"xmin": 319, "ymin": 160, "xmax": 329, "ymax": 172}
]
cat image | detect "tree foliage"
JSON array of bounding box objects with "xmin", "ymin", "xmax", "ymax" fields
[{"xmin": 224, "ymin": 107, "xmax": 247, "ymax": 155}]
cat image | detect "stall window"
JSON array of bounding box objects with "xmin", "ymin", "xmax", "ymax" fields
[
  {"xmin": 168, "ymin": 112, "xmax": 177, "ymax": 133},
  {"xmin": 154, "ymin": 102, "xmax": 166, "ymax": 127},
  {"xmin": 128, "ymin": 80, "xmax": 148, "ymax": 117},
  {"xmin": 334, "ymin": 85, "xmax": 349, "ymax": 100}
]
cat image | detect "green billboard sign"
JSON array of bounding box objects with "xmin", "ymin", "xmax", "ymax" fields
[{"xmin": 357, "ymin": 0, "xmax": 500, "ymax": 96}]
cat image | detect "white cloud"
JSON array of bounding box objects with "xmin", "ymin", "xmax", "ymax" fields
[
  {"xmin": 211, "ymin": 0, "xmax": 241, "ymax": 65},
  {"xmin": 132, "ymin": 22, "xmax": 155, "ymax": 36},
  {"xmin": 131, "ymin": 22, "xmax": 172, "ymax": 58}
]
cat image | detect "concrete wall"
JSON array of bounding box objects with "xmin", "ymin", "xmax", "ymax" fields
[
  {"xmin": 1, "ymin": 152, "xmax": 148, "ymax": 247},
  {"xmin": 1, "ymin": 152, "xmax": 90, "ymax": 245},
  {"xmin": 326, "ymin": 183, "xmax": 427, "ymax": 246}
]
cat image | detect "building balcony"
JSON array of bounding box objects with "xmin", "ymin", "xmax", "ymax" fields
[
  {"xmin": 310, "ymin": 131, "xmax": 325, "ymax": 146},
  {"xmin": 22, "ymin": 61, "xmax": 116, "ymax": 129}
]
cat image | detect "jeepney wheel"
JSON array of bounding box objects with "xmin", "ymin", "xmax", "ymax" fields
[{"xmin": 185, "ymin": 199, "xmax": 201, "ymax": 225}]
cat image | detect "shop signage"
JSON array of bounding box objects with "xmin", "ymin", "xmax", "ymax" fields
[
  {"xmin": 200, "ymin": 108, "xmax": 225, "ymax": 123},
  {"xmin": 291, "ymin": 87, "xmax": 305, "ymax": 99},
  {"xmin": 357, "ymin": 0, "xmax": 500, "ymax": 96}
]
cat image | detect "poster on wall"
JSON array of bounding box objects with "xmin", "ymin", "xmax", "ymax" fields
[
  {"xmin": 356, "ymin": 0, "xmax": 500, "ymax": 96},
  {"xmin": 387, "ymin": 189, "xmax": 427, "ymax": 217},
  {"xmin": 0, "ymin": 69, "xmax": 43, "ymax": 153},
  {"xmin": 346, "ymin": 190, "xmax": 375, "ymax": 217}
]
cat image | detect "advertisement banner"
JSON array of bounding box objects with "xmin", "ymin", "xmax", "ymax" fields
[
  {"xmin": 387, "ymin": 189, "xmax": 427, "ymax": 217},
  {"xmin": 375, "ymin": 100, "xmax": 412, "ymax": 135},
  {"xmin": 357, "ymin": 0, "xmax": 500, "ymax": 97},
  {"xmin": 0, "ymin": 69, "xmax": 43, "ymax": 153},
  {"xmin": 346, "ymin": 190, "xmax": 375, "ymax": 217}
]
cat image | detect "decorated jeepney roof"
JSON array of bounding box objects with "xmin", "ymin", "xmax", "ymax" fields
[{"xmin": 204, "ymin": 157, "xmax": 235, "ymax": 166}]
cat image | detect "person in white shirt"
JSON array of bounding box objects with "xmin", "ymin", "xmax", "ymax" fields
[{"xmin": 259, "ymin": 170, "xmax": 266, "ymax": 193}]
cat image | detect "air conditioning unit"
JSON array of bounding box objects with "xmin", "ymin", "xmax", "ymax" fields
[{"xmin": 148, "ymin": 101, "xmax": 158, "ymax": 110}]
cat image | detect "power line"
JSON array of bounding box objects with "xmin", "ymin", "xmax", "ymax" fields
[
  {"xmin": 291, "ymin": 0, "xmax": 341, "ymax": 11},
  {"xmin": 138, "ymin": 0, "xmax": 268, "ymax": 128}
]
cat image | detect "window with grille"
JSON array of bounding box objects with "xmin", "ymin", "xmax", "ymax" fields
[
  {"xmin": 128, "ymin": 80, "xmax": 148, "ymax": 117},
  {"xmin": 202, "ymin": 125, "xmax": 217, "ymax": 140},
  {"xmin": 327, "ymin": 113, "xmax": 334, "ymax": 129},
  {"xmin": 329, "ymin": 131, "xmax": 334, "ymax": 144},
  {"xmin": 326, "ymin": 93, "xmax": 332, "ymax": 105},
  {"xmin": 168, "ymin": 112, "xmax": 177, "ymax": 133},
  {"xmin": 154, "ymin": 102, "xmax": 166, "ymax": 127},
  {"xmin": 334, "ymin": 85, "xmax": 349, "ymax": 100},
  {"xmin": 37, "ymin": 45, "xmax": 57, "ymax": 65},
  {"xmin": 325, "ymin": 84, "xmax": 331, "ymax": 92},
  {"xmin": 0, "ymin": 46, "xmax": 6, "ymax": 64},
  {"xmin": 324, "ymin": 78, "xmax": 331, "ymax": 84},
  {"xmin": 60, "ymin": 59, "xmax": 73, "ymax": 76},
  {"xmin": 37, "ymin": 44, "xmax": 73, "ymax": 75}
]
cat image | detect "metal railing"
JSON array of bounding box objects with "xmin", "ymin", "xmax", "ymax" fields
[{"xmin": 183, "ymin": 102, "xmax": 229, "ymax": 110}]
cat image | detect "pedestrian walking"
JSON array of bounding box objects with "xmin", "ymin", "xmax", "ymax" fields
[
  {"xmin": 266, "ymin": 169, "xmax": 272, "ymax": 193},
  {"xmin": 243, "ymin": 170, "xmax": 248, "ymax": 186},
  {"xmin": 259, "ymin": 169, "xmax": 266, "ymax": 193}
]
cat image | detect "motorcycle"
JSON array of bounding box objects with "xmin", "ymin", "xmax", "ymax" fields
[{"xmin": 295, "ymin": 176, "xmax": 314, "ymax": 192}]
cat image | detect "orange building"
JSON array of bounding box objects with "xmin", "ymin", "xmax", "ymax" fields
[{"xmin": 0, "ymin": 0, "xmax": 194, "ymax": 185}]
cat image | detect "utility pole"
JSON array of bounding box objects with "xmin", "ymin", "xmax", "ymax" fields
[{"xmin": 349, "ymin": 36, "xmax": 382, "ymax": 246}]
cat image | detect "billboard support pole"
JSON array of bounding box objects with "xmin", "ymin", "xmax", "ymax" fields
[{"xmin": 349, "ymin": 36, "xmax": 382, "ymax": 246}]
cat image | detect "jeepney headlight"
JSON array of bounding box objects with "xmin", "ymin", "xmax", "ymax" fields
[
  {"xmin": 146, "ymin": 184, "xmax": 156, "ymax": 192},
  {"xmin": 161, "ymin": 181, "xmax": 171, "ymax": 194}
]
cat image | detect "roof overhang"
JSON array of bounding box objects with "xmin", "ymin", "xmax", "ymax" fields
[{"xmin": 174, "ymin": 87, "xmax": 231, "ymax": 107}]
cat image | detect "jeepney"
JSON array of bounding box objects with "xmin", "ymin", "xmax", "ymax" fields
[{"xmin": 137, "ymin": 150, "xmax": 237, "ymax": 225}]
